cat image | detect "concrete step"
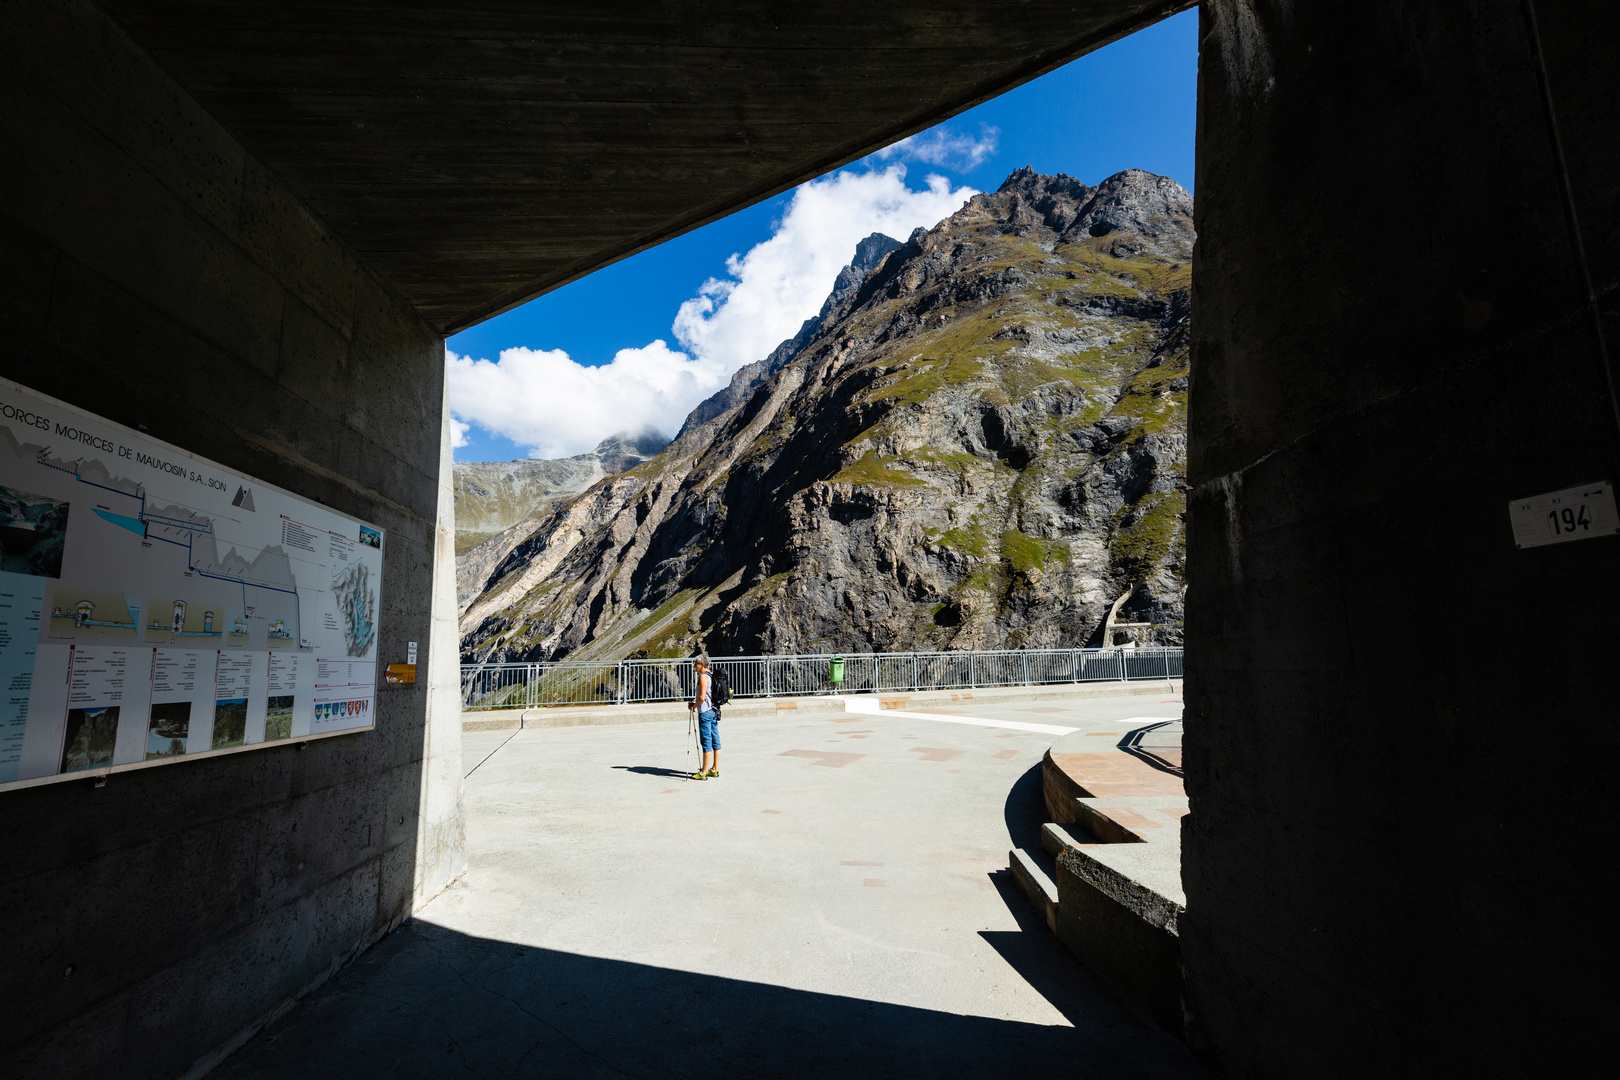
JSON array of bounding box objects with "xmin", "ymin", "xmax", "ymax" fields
[
  {"xmin": 1022, "ymin": 807, "xmax": 1189, "ymax": 1039},
  {"xmin": 1041, "ymin": 724, "xmax": 1185, "ymax": 822},
  {"xmin": 462, "ymin": 712, "xmax": 521, "ymax": 732},
  {"xmin": 1040, "ymin": 821, "xmax": 1095, "ymax": 858},
  {"xmin": 1009, "ymin": 847, "xmax": 1059, "ymax": 934},
  {"xmin": 1054, "ymin": 842, "xmax": 1186, "ymax": 1035},
  {"xmin": 1072, "ymin": 796, "xmax": 1189, "ymax": 845}
]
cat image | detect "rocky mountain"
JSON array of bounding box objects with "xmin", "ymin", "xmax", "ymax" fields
[
  {"xmin": 675, "ymin": 232, "xmax": 904, "ymax": 434},
  {"xmin": 453, "ymin": 429, "xmax": 667, "ymax": 607},
  {"xmin": 459, "ymin": 167, "xmax": 1191, "ymax": 662}
]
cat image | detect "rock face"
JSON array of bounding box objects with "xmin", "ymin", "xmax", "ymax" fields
[
  {"xmin": 675, "ymin": 232, "xmax": 903, "ymax": 436},
  {"xmin": 453, "ymin": 428, "xmax": 668, "ymax": 609},
  {"xmin": 460, "ymin": 168, "xmax": 1191, "ymax": 662}
]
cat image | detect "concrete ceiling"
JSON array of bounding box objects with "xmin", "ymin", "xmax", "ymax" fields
[{"xmin": 100, "ymin": 1, "xmax": 1185, "ymax": 334}]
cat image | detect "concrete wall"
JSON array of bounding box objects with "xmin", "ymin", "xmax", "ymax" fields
[
  {"xmin": 1055, "ymin": 850, "xmax": 1184, "ymax": 1036},
  {"xmin": 1185, "ymin": 1, "xmax": 1619, "ymax": 1075},
  {"xmin": 0, "ymin": 2, "xmax": 464, "ymax": 1076}
]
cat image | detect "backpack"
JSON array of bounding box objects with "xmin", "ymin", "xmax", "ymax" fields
[{"xmin": 709, "ymin": 668, "xmax": 732, "ymax": 707}]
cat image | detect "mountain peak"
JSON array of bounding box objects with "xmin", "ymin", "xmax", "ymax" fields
[
  {"xmin": 850, "ymin": 232, "xmax": 902, "ymax": 275},
  {"xmin": 673, "ymin": 232, "xmax": 904, "ymax": 439},
  {"xmin": 593, "ymin": 427, "xmax": 670, "ymax": 474},
  {"xmin": 996, "ymin": 165, "xmax": 1090, "ymax": 201},
  {"xmin": 1071, "ymin": 169, "xmax": 1192, "ymax": 241},
  {"xmin": 939, "ymin": 166, "xmax": 1195, "ymax": 257}
]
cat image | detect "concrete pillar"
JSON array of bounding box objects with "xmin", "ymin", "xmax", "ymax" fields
[
  {"xmin": 416, "ymin": 364, "xmax": 468, "ymax": 904},
  {"xmin": 0, "ymin": 1, "xmax": 465, "ymax": 1075},
  {"xmin": 1184, "ymin": 1, "xmax": 1619, "ymax": 1075}
]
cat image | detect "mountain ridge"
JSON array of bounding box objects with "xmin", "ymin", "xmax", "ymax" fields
[
  {"xmin": 674, "ymin": 231, "xmax": 904, "ymax": 439},
  {"xmin": 453, "ymin": 428, "xmax": 668, "ymax": 609},
  {"xmin": 459, "ymin": 167, "xmax": 1192, "ymax": 662}
]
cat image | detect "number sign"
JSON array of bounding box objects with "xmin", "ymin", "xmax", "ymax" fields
[{"xmin": 1508, "ymin": 481, "xmax": 1618, "ymax": 549}]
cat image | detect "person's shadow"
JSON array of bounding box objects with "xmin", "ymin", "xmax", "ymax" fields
[{"xmin": 611, "ymin": 765, "xmax": 691, "ymax": 778}]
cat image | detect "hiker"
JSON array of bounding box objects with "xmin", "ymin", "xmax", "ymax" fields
[{"xmin": 688, "ymin": 653, "xmax": 721, "ymax": 780}]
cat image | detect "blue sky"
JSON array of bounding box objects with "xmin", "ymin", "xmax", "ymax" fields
[{"xmin": 449, "ymin": 9, "xmax": 1196, "ymax": 463}]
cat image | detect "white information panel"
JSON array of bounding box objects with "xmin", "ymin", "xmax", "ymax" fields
[{"xmin": 0, "ymin": 378, "xmax": 383, "ymax": 791}]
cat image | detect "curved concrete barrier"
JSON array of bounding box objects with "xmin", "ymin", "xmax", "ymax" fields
[{"xmin": 1018, "ymin": 718, "xmax": 1192, "ymax": 1038}]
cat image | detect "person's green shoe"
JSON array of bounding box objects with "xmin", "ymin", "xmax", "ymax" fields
[
  {"xmin": 705, "ymin": 769, "xmax": 719, "ymax": 779},
  {"xmin": 689, "ymin": 770, "xmax": 708, "ymax": 781}
]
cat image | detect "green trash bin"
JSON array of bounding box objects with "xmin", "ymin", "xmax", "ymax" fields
[{"xmin": 828, "ymin": 656, "xmax": 845, "ymax": 685}]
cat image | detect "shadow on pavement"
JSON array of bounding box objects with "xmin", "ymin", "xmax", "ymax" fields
[
  {"xmin": 981, "ymin": 871, "xmax": 1173, "ymax": 1041},
  {"xmin": 1116, "ymin": 721, "xmax": 1183, "ymax": 779},
  {"xmin": 1002, "ymin": 762, "xmax": 1047, "ymax": 853},
  {"xmin": 610, "ymin": 765, "xmax": 693, "ymax": 778},
  {"xmin": 216, "ymin": 919, "xmax": 1205, "ymax": 1080},
  {"xmin": 987, "ymin": 764, "xmax": 1182, "ymax": 1044}
]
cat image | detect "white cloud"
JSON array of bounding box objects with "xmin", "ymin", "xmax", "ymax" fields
[
  {"xmin": 874, "ymin": 122, "xmax": 1000, "ymax": 172},
  {"xmin": 672, "ymin": 165, "xmax": 977, "ymax": 375},
  {"xmin": 446, "ymin": 340, "xmax": 729, "ymax": 460},
  {"xmin": 449, "ymin": 165, "xmax": 978, "ymax": 460},
  {"xmin": 449, "ymin": 416, "xmax": 470, "ymax": 448}
]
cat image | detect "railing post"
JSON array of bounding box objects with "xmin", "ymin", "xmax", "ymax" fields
[
  {"xmin": 970, "ymin": 653, "xmax": 977, "ymax": 689},
  {"xmin": 1120, "ymin": 649, "xmax": 1129, "ymax": 682},
  {"xmin": 1021, "ymin": 651, "xmax": 1030, "ymax": 686}
]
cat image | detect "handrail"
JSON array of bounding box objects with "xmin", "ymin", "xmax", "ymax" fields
[{"xmin": 459, "ymin": 646, "xmax": 1182, "ymax": 710}]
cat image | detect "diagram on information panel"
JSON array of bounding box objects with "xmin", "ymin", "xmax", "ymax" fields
[{"xmin": 26, "ymin": 437, "xmax": 312, "ymax": 650}]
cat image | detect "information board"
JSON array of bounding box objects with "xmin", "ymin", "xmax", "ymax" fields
[{"xmin": 0, "ymin": 378, "xmax": 383, "ymax": 791}]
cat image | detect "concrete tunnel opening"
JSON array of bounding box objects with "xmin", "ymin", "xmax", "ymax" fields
[{"xmin": 1, "ymin": 1, "xmax": 1615, "ymax": 1077}]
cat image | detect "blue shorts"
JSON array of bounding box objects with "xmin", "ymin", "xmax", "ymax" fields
[{"xmin": 698, "ymin": 708, "xmax": 721, "ymax": 752}]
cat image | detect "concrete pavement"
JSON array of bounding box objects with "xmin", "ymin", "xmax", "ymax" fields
[{"xmin": 216, "ymin": 692, "xmax": 1204, "ymax": 1078}]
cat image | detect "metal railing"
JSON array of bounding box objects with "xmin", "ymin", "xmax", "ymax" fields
[{"xmin": 460, "ymin": 646, "xmax": 1182, "ymax": 711}]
